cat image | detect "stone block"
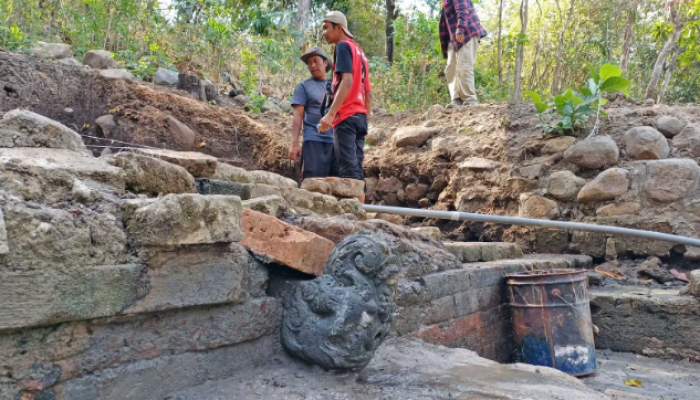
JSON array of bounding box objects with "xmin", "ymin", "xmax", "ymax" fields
[
  {"xmin": 542, "ymin": 136, "xmax": 576, "ymax": 154},
  {"xmin": 212, "ymin": 163, "xmax": 253, "ymax": 183},
  {"xmin": 519, "ymin": 194, "xmax": 559, "ymax": 219},
  {"xmin": 519, "ymin": 164, "xmax": 546, "ymax": 180},
  {"xmin": 0, "ymin": 109, "xmax": 86, "ymax": 151},
  {"xmin": 249, "ymin": 170, "xmax": 297, "ymax": 188},
  {"xmin": 596, "ymin": 201, "xmax": 641, "ymax": 217},
  {"xmin": 590, "ymin": 287, "xmax": 700, "ymax": 362},
  {"xmin": 99, "ymin": 68, "xmax": 136, "ymax": 81},
  {"xmin": 135, "ymin": 148, "xmax": 218, "ymax": 178},
  {"xmin": 0, "ymin": 264, "xmax": 147, "ymax": 331},
  {"xmin": 310, "ymin": 177, "xmax": 365, "ymax": 198},
  {"xmin": 393, "ymin": 126, "xmax": 440, "ymax": 148},
  {"xmin": 657, "ymin": 116, "xmax": 686, "ymax": 138},
  {"xmin": 241, "ymin": 195, "xmax": 288, "ymax": 217},
  {"xmin": 0, "ymin": 148, "xmax": 125, "ymax": 202},
  {"xmin": 0, "ymin": 207, "xmax": 8, "ymax": 255},
  {"xmin": 443, "ymin": 242, "xmax": 522, "ymax": 263},
  {"xmin": 300, "ymin": 178, "xmax": 332, "ymax": 195},
  {"xmin": 196, "ymin": 179, "xmax": 282, "ymax": 200},
  {"xmin": 0, "ymin": 299, "xmax": 279, "ymax": 392},
  {"xmin": 123, "ymin": 194, "xmax": 243, "ymax": 246},
  {"xmin": 338, "ymin": 198, "xmax": 366, "ymax": 219},
  {"xmin": 111, "ymin": 153, "xmax": 196, "ymax": 195},
  {"xmin": 240, "ymin": 209, "xmax": 334, "ymax": 275},
  {"xmin": 166, "ymin": 116, "xmax": 196, "ymax": 149},
  {"xmin": 671, "ymin": 125, "xmax": 700, "ymax": 158},
  {"xmin": 410, "ymin": 227, "xmax": 442, "ymax": 241},
  {"xmin": 689, "ymin": 270, "xmax": 700, "ymax": 298},
  {"xmin": 124, "ymin": 244, "xmax": 254, "ymax": 315},
  {"xmin": 154, "ymin": 68, "xmax": 179, "ymax": 86},
  {"xmin": 58, "ymin": 334, "xmax": 279, "ymax": 400},
  {"xmin": 459, "ymin": 157, "xmax": 500, "ymax": 171},
  {"xmin": 31, "ymin": 41, "xmax": 73, "ymax": 60},
  {"xmin": 0, "ymin": 198, "xmax": 127, "ymax": 271},
  {"xmin": 547, "ymin": 170, "xmax": 586, "ymax": 201},
  {"xmin": 564, "ymin": 136, "xmax": 619, "ymax": 169},
  {"xmin": 577, "ymin": 168, "xmax": 630, "ymax": 203},
  {"xmin": 282, "ymin": 187, "xmax": 341, "ymax": 215},
  {"xmin": 82, "ymin": 50, "xmax": 117, "ymax": 69},
  {"xmin": 624, "ymin": 126, "xmax": 669, "ymax": 160},
  {"xmin": 644, "ymin": 159, "xmax": 700, "ymax": 203},
  {"xmin": 569, "ymin": 231, "xmax": 608, "ymax": 258}
]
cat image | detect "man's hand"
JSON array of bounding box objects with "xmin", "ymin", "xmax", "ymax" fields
[
  {"xmin": 288, "ymin": 143, "xmax": 302, "ymax": 162},
  {"xmin": 456, "ymin": 33, "xmax": 465, "ymax": 43},
  {"xmin": 319, "ymin": 113, "xmax": 334, "ymax": 133}
]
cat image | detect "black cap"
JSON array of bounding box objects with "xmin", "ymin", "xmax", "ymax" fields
[{"xmin": 301, "ymin": 46, "xmax": 332, "ymax": 72}]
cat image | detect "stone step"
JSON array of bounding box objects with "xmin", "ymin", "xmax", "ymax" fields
[
  {"xmin": 590, "ymin": 286, "xmax": 700, "ymax": 362},
  {"xmin": 442, "ymin": 241, "xmax": 524, "ymax": 263}
]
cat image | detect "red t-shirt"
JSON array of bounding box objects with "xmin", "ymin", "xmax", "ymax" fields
[{"xmin": 332, "ymin": 39, "xmax": 372, "ymax": 127}]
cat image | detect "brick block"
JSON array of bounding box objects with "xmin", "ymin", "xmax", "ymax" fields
[
  {"xmin": 240, "ymin": 209, "xmax": 334, "ymax": 275},
  {"xmin": 197, "ymin": 179, "xmax": 282, "ymax": 200}
]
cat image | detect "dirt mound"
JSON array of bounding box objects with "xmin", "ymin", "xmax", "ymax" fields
[{"xmin": 0, "ymin": 51, "xmax": 293, "ymax": 176}]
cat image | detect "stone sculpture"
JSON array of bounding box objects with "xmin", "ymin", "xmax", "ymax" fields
[{"xmin": 281, "ymin": 231, "xmax": 399, "ymax": 370}]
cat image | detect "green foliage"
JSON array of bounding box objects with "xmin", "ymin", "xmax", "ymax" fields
[{"xmin": 526, "ymin": 64, "xmax": 630, "ymax": 134}]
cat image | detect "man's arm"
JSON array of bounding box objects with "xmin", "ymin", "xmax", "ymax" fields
[
  {"xmin": 289, "ymin": 105, "xmax": 304, "ymax": 161},
  {"xmin": 455, "ymin": 0, "xmax": 468, "ymax": 43},
  {"xmin": 365, "ymin": 91, "xmax": 373, "ymax": 115},
  {"xmin": 319, "ymin": 73, "xmax": 352, "ymax": 132}
]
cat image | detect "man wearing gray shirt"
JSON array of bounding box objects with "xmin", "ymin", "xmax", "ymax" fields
[{"xmin": 288, "ymin": 47, "xmax": 337, "ymax": 181}]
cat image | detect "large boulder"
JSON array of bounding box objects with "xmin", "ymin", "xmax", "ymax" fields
[
  {"xmin": 0, "ymin": 109, "xmax": 86, "ymax": 151},
  {"xmin": 123, "ymin": 194, "xmax": 243, "ymax": 246},
  {"xmin": 95, "ymin": 115, "xmax": 117, "ymax": 139},
  {"xmin": 239, "ymin": 209, "xmax": 334, "ymax": 276},
  {"xmin": 405, "ymin": 183, "xmax": 430, "ymax": 202},
  {"xmin": 644, "ymin": 159, "xmax": 700, "ymax": 203},
  {"xmin": 301, "ymin": 178, "xmax": 333, "ymax": 195},
  {"xmin": 393, "ymin": 126, "xmax": 440, "ymax": 148},
  {"xmin": 577, "ymin": 168, "xmax": 630, "ymax": 203},
  {"xmin": 519, "ymin": 195, "xmax": 559, "ymax": 219},
  {"xmin": 547, "ymin": 170, "xmax": 586, "ymax": 201},
  {"xmin": 110, "ymin": 153, "xmax": 196, "ymax": 195},
  {"xmin": 31, "ymin": 41, "xmax": 73, "ymax": 60},
  {"xmin": 366, "ymin": 127, "xmax": 389, "ymax": 145},
  {"xmin": 82, "ymin": 50, "xmax": 117, "ymax": 69},
  {"xmin": 656, "ymin": 116, "xmax": 686, "ymax": 138},
  {"xmin": 564, "ymin": 136, "xmax": 619, "ymax": 169},
  {"xmin": 672, "ymin": 125, "xmax": 700, "ymax": 159},
  {"xmin": 135, "ymin": 148, "xmax": 218, "ymax": 177},
  {"xmin": 311, "ymin": 177, "xmax": 364, "ymax": 198},
  {"xmin": 624, "ymin": 126, "xmax": 669, "ymax": 160},
  {"xmin": 154, "ymin": 68, "xmax": 180, "ymax": 86}
]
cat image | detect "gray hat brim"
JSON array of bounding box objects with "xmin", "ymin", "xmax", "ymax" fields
[{"xmin": 301, "ymin": 51, "xmax": 332, "ymax": 72}]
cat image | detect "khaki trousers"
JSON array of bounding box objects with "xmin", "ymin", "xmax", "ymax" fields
[{"xmin": 445, "ymin": 38, "xmax": 479, "ymax": 103}]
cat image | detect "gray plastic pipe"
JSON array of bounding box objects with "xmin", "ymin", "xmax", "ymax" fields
[{"xmin": 362, "ymin": 204, "xmax": 700, "ymax": 249}]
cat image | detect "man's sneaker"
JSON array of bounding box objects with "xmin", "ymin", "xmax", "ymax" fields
[
  {"xmin": 463, "ymin": 98, "xmax": 479, "ymax": 105},
  {"xmin": 446, "ymin": 99, "xmax": 463, "ymax": 108}
]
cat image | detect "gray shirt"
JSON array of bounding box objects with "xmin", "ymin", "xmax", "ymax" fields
[{"xmin": 291, "ymin": 77, "xmax": 334, "ymax": 143}]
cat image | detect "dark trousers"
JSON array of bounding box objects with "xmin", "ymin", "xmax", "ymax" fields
[
  {"xmin": 301, "ymin": 140, "xmax": 338, "ymax": 181},
  {"xmin": 333, "ymin": 113, "xmax": 367, "ymax": 181}
]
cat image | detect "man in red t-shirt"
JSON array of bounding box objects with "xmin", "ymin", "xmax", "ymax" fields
[{"xmin": 319, "ymin": 11, "xmax": 372, "ymax": 203}]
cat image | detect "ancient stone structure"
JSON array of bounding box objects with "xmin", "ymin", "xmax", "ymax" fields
[{"xmin": 281, "ymin": 231, "xmax": 399, "ymax": 370}]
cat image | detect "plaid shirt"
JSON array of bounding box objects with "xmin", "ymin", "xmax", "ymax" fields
[{"xmin": 439, "ymin": 0, "xmax": 487, "ymax": 59}]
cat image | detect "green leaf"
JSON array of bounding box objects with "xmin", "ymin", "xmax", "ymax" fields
[
  {"xmin": 585, "ymin": 62, "xmax": 600, "ymax": 84},
  {"xmin": 600, "ymin": 64, "xmax": 622, "ymax": 81},
  {"xmin": 601, "ymin": 77, "xmax": 630, "ymax": 96},
  {"xmin": 525, "ymin": 91, "xmax": 543, "ymax": 104},
  {"xmin": 563, "ymin": 88, "xmax": 575, "ymax": 101},
  {"xmin": 571, "ymin": 94, "xmax": 584, "ymax": 106},
  {"xmin": 554, "ymin": 95, "xmax": 567, "ymax": 108},
  {"xmin": 600, "ymin": 110, "xmax": 609, "ymax": 118},
  {"xmin": 534, "ymin": 102, "xmax": 549, "ymax": 114},
  {"xmin": 580, "ymin": 86, "xmax": 593, "ymax": 96},
  {"xmin": 588, "ymin": 78, "xmax": 600, "ymax": 96},
  {"xmin": 563, "ymin": 104, "xmax": 575, "ymax": 116}
]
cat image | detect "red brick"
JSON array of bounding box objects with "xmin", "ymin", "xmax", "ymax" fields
[{"xmin": 239, "ymin": 209, "xmax": 334, "ymax": 276}]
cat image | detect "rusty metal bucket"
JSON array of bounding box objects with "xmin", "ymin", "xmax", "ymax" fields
[{"xmin": 506, "ymin": 269, "xmax": 597, "ymax": 377}]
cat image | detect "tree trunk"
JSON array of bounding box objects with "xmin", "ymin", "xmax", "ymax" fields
[
  {"xmin": 386, "ymin": 0, "xmax": 397, "ymax": 63},
  {"xmin": 619, "ymin": 4, "xmax": 636, "ymax": 74},
  {"xmin": 296, "ymin": 0, "xmax": 311, "ymax": 44},
  {"xmin": 497, "ymin": 0, "xmax": 505, "ymax": 97},
  {"xmin": 551, "ymin": 0, "xmax": 575, "ymax": 94},
  {"xmin": 512, "ymin": 0, "xmax": 529, "ymax": 103},
  {"xmin": 658, "ymin": 45, "xmax": 681, "ymax": 104},
  {"xmin": 645, "ymin": 9, "xmax": 684, "ymax": 100}
]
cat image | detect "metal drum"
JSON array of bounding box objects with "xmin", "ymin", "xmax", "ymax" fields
[{"xmin": 506, "ymin": 269, "xmax": 597, "ymax": 376}]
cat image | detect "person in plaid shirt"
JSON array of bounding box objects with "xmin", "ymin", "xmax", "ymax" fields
[{"xmin": 440, "ymin": 0, "xmax": 487, "ymax": 107}]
